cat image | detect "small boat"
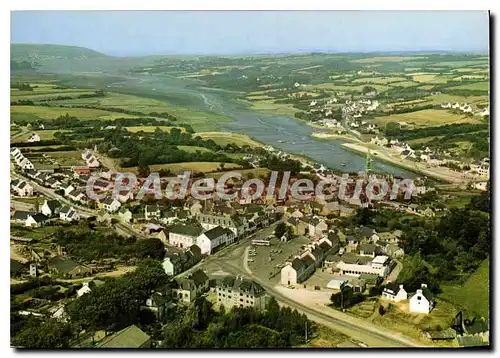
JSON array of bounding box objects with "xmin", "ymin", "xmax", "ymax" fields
[{"xmin": 278, "ymin": 140, "xmax": 285, "ymax": 143}]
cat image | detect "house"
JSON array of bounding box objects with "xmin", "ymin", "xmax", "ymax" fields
[
  {"xmin": 68, "ymin": 189, "xmax": 87, "ymax": 203},
  {"xmin": 358, "ymin": 243, "xmax": 379, "ymax": 258},
  {"xmin": 197, "ymin": 212, "xmax": 246, "ymax": 237},
  {"xmin": 336, "ymin": 254, "xmax": 391, "ymax": 278},
  {"xmin": 95, "ymin": 325, "xmax": 152, "ymax": 348},
  {"xmin": 62, "ymin": 183, "xmax": 76, "ymax": 196},
  {"xmin": 101, "ymin": 197, "xmax": 121, "ymax": 212},
  {"xmin": 25, "ymin": 213, "xmax": 48, "ymax": 228},
  {"xmin": 18, "ymin": 157, "xmax": 34, "ymax": 170},
  {"xmin": 59, "ymin": 206, "xmax": 79, "ymax": 222},
  {"xmin": 118, "ymin": 207, "xmax": 133, "ymax": 223},
  {"xmin": 196, "ymin": 226, "xmax": 236, "ymax": 255},
  {"xmin": 382, "ymin": 283, "xmax": 408, "ymax": 302},
  {"xmin": 11, "ymin": 210, "xmax": 32, "ymax": 224},
  {"xmin": 280, "ymin": 256, "xmax": 315, "ymax": 286},
  {"xmin": 41, "ymin": 200, "xmax": 61, "ymax": 217},
  {"xmin": 11, "ymin": 180, "xmax": 34, "ymax": 197},
  {"xmin": 326, "ymin": 277, "xmax": 349, "ymax": 290},
  {"xmin": 287, "ymin": 217, "xmax": 308, "ymax": 236},
  {"xmin": 141, "ymin": 292, "xmax": 172, "ymax": 322},
  {"xmin": 172, "ymin": 269, "xmax": 209, "ymax": 303},
  {"xmin": 216, "ymin": 275, "xmax": 267, "ymax": 310},
  {"xmin": 409, "ymin": 283, "xmax": 435, "ymax": 314},
  {"xmin": 321, "ymin": 201, "xmax": 340, "ymax": 215},
  {"xmin": 47, "ymin": 256, "xmax": 92, "ymax": 278},
  {"xmin": 96, "ymin": 210, "xmax": 112, "ymax": 225},
  {"xmin": 145, "ymin": 205, "xmax": 161, "ymax": 220},
  {"xmin": 27, "ymin": 133, "xmax": 40, "ymax": 142},
  {"xmin": 304, "ymin": 216, "xmax": 328, "ymax": 238},
  {"xmin": 348, "ymin": 278, "xmax": 366, "ymax": 293},
  {"xmin": 162, "ymin": 254, "xmax": 185, "ymax": 276},
  {"xmin": 168, "ymin": 223, "xmax": 204, "ymax": 249},
  {"xmin": 359, "ymin": 226, "xmax": 379, "ymax": 241},
  {"xmin": 190, "ymin": 201, "xmax": 203, "ymax": 216},
  {"xmin": 77, "ymin": 280, "xmax": 105, "ymax": 297}
]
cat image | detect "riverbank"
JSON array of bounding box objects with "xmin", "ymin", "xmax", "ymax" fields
[
  {"xmin": 311, "ymin": 132, "xmax": 361, "ymax": 143},
  {"xmin": 341, "ymin": 143, "xmax": 464, "ymax": 183}
]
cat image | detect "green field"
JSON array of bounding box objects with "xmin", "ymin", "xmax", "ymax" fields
[
  {"xmin": 46, "ymin": 150, "xmax": 85, "ymax": 166},
  {"xmin": 177, "ymin": 145, "xmax": 213, "ymax": 153},
  {"xmin": 450, "ymin": 82, "xmax": 489, "ymax": 91},
  {"xmin": 123, "ymin": 126, "xmax": 187, "ymax": 133},
  {"xmin": 197, "ymin": 132, "xmax": 262, "ymax": 147},
  {"xmin": 11, "ymin": 105, "xmax": 122, "ymax": 121},
  {"xmin": 11, "ymin": 129, "xmax": 67, "ymax": 143},
  {"xmin": 440, "ymin": 258, "xmax": 490, "ymax": 319},
  {"xmin": 123, "ymin": 161, "xmax": 242, "ymax": 174},
  {"xmin": 374, "ymin": 109, "xmax": 481, "ymax": 128}
]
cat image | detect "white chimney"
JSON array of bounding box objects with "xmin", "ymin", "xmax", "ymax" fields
[{"xmin": 421, "ymin": 283, "xmax": 427, "ymax": 289}]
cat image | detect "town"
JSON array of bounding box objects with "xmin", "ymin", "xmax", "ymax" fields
[{"xmin": 10, "ymin": 10, "xmax": 490, "ymax": 350}]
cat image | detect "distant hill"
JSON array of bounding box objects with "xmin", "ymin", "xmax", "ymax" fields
[{"xmin": 11, "ymin": 43, "xmax": 109, "ymax": 61}]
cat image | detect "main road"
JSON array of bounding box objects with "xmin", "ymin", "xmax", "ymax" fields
[
  {"xmin": 195, "ymin": 231, "xmax": 424, "ymax": 348},
  {"xmin": 10, "ymin": 171, "xmax": 147, "ymax": 239}
]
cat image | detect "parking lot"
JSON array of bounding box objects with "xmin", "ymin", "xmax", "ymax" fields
[{"xmin": 247, "ymin": 235, "xmax": 311, "ymax": 284}]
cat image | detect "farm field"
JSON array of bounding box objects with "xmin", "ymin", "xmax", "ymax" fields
[
  {"xmin": 10, "ymin": 105, "xmax": 124, "ymax": 121},
  {"xmin": 121, "ymin": 162, "xmax": 243, "ymax": 174},
  {"xmin": 122, "ymin": 126, "xmax": 187, "ymax": 133},
  {"xmin": 440, "ymin": 258, "xmax": 490, "ymax": 319},
  {"xmin": 46, "ymin": 150, "xmax": 85, "ymax": 166},
  {"xmin": 196, "ymin": 132, "xmax": 262, "ymax": 147},
  {"xmin": 10, "ymin": 129, "xmax": 68, "ymax": 143},
  {"xmin": 374, "ymin": 109, "xmax": 482, "ymax": 128},
  {"xmin": 449, "ymin": 82, "xmax": 489, "ymax": 91}
]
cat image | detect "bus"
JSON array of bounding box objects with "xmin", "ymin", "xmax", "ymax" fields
[{"xmin": 251, "ymin": 238, "xmax": 271, "ymax": 246}]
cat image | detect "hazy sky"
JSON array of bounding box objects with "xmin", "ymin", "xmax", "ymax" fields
[{"xmin": 11, "ymin": 11, "xmax": 489, "ymax": 56}]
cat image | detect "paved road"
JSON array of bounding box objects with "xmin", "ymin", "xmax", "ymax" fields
[
  {"xmin": 11, "ymin": 171, "xmax": 147, "ymax": 239},
  {"xmin": 193, "ymin": 233, "xmax": 423, "ymax": 348}
]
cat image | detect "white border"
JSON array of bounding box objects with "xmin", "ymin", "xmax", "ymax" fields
[{"xmin": 3, "ymin": 3, "xmax": 497, "ymax": 357}]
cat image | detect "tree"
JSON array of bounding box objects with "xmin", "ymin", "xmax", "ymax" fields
[
  {"xmin": 11, "ymin": 318, "xmax": 74, "ymax": 348},
  {"xmin": 135, "ymin": 238, "xmax": 165, "ymax": 260},
  {"xmin": 274, "ymin": 222, "xmax": 287, "ymax": 239}
]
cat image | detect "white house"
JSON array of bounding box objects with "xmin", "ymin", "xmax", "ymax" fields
[
  {"xmin": 59, "ymin": 205, "xmax": 79, "ymax": 222},
  {"xmin": 216, "ymin": 275, "xmax": 267, "ymax": 311},
  {"xmin": 101, "ymin": 197, "xmax": 121, "ymax": 212},
  {"xmin": 196, "ymin": 226, "xmax": 236, "ymax": 255},
  {"xmin": 409, "ymin": 283, "xmax": 435, "ymax": 314},
  {"xmin": 25, "ymin": 213, "xmax": 48, "ymax": 228},
  {"xmin": 41, "ymin": 200, "xmax": 61, "ymax": 217},
  {"xmin": 27, "ymin": 133, "xmax": 41, "ymax": 142},
  {"xmin": 382, "ymin": 283, "xmax": 408, "ymax": 302},
  {"xmin": 77, "ymin": 280, "xmax": 105, "ymax": 297},
  {"xmin": 145, "ymin": 205, "xmax": 161, "ymax": 221},
  {"xmin": 11, "ymin": 180, "xmax": 33, "ymax": 197},
  {"xmin": 62, "ymin": 183, "xmax": 76, "ymax": 196},
  {"xmin": 168, "ymin": 224, "xmax": 204, "ymax": 249}
]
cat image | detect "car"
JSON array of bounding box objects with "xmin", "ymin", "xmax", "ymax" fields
[{"xmin": 247, "ymin": 258, "xmax": 254, "ymax": 262}]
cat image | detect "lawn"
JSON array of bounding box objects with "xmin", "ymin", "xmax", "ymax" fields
[
  {"xmin": 449, "ymin": 82, "xmax": 489, "ymax": 91},
  {"xmin": 352, "ymin": 76, "xmax": 409, "ymax": 84},
  {"xmin": 46, "ymin": 150, "xmax": 85, "ymax": 166},
  {"xmin": 11, "ymin": 129, "xmax": 68, "ymax": 143},
  {"xmin": 374, "ymin": 109, "xmax": 481, "ymax": 128},
  {"xmin": 312, "ymin": 83, "xmax": 388, "ymax": 92},
  {"xmin": 177, "ymin": 145, "xmax": 213, "ymax": 153},
  {"xmin": 352, "ymin": 56, "xmax": 426, "ymax": 63},
  {"xmin": 248, "ymin": 99, "xmax": 298, "ymax": 118},
  {"xmin": 411, "ymin": 73, "xmax": 438, "ymax": 83},
  {"xmin": 196, "ymin": 132, "xmax": 263, "ymax": 147},
  {"xmin": 123, "ymin": 162, "xmax": 242, "ymax": 174},
  {"xmin": 123, "ymin": 126, "xmax": 187, "ymax": 133},
  {"xmin": 440, "ymin": 258, "xmax": 490, "ymax": 319},
  {"xmin": 10, "ymin": 105, "xmax": 119, "ymax": 121}
]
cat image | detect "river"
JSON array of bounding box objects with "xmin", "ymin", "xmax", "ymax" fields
[{"xmin": 106, "ymin": 74, "xmax": 417, "ymax": 178}]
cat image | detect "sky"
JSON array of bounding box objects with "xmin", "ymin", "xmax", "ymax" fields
[{"xmin": 11, "ymin": 11, "xmax": 489, "ymax": 56}]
